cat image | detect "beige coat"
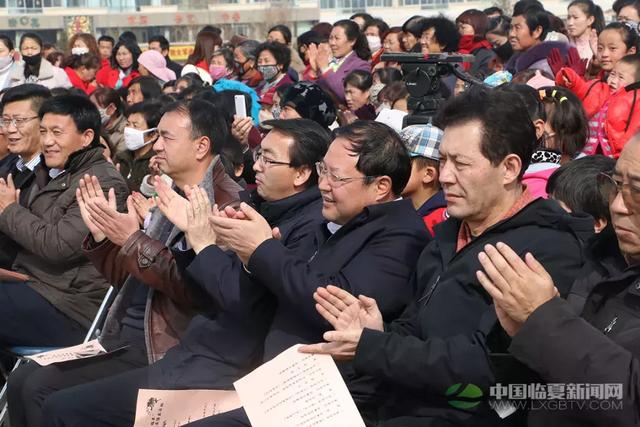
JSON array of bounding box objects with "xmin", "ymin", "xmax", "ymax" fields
[{"xmin": 10, "ymin": 57, "xmax": 72, "ymax": 89}]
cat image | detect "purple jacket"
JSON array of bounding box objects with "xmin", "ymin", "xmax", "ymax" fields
[
  {"xmin": 506, "ymin": 41, "xmax": 570, "ymax": 76},
  {"xmin": 317, "ymin": 52, "xmax": 371, "ymax": 106}
]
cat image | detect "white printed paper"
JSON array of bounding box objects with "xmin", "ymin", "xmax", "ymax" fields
[
  {"xmin": 133, "ymin": 389, "xmax": 242, "ymax": 427},
  {"xmin": 25, "ymin": 339, "xmax": 107, "ymax": 366},
  {"xmin": 234, "ymin": 344, "xmax": 366, "ymax": 427},
  {"xmin": 375, "ymin": 108, "xmax": 408, "ymax": 132}
]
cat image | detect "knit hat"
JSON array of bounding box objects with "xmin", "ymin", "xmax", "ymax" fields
[
  {"xmin": 138, "ymin": 50, "xmax": 176, "ymax": 82},
  {"xmin": 399, "ymin": 124, "xmax": 443, "ymax": 161},
  {"xmin": 280, "ymin": 82, "xmax": 336, "ymax": 128}
]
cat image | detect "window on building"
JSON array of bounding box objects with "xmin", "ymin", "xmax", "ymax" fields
[
  {"xmin": 231, "ymin": 23, "xmax": 251, "ymax": 37},
  {"xmin": 366, "ymin": 0, "xmax": 391, "ymax": 7}
]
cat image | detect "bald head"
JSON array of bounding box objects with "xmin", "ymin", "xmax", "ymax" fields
[{"xmin": 610, "ymin": 135, "xmax": 640, "ymax": 265}]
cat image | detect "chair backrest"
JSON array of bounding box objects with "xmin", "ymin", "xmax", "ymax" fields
[{"xmin": 84, "ymin": 286, "xmax": 116, "ymax": 343}]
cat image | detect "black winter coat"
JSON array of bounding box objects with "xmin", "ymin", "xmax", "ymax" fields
[
  {"xmin": 247, "ymin": 198, "xmax": 429, "ymax": 417},
  {"xmin": 511, "ymin": 224, "xmax": 640, "ymax": 427},
  {"xmin": 353, "ymin": 198, "xmax": 591, "ymax": 426}
]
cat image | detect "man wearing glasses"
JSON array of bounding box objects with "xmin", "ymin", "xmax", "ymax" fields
[
  {"xmin": 0, "ymin": 84, "xmax": 51, "ymax": 268},
  {"xmin": 475, "ymin": 136, "xmax": 640, "ymax": 425}
]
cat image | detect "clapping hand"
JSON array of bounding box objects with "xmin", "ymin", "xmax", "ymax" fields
[
  {"xmin": 184, "ymin": 185, "xmax": 217, "ymax": 254},
  {"xmin": 476, "ymin": 242, "xmax": 559, "ymax": 337},
  {"xmin": 154, "ymin": 176, "xmax": 191, "ymax": 231},
  {"xmin": 0, "ymin": 174, "xmax": 19, "ymax": 214},
  {"xmin": 299, "ymin": 285, "xmax": 384, "ymax": 361}
]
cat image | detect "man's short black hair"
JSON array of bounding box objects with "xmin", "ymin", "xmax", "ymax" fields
[
  {"xmin": 613, "ymin": 0, "xmax": 640, "ymax": 15},
  {"xmin": 124, "ymin": 101, "xmax": 164, "ymax": 129},
  {"xmin": 513, "ymin": 0, "xmax": 544, "ymax": 16},
  {"xmin": 547, "ymin": 155, "xmax": 616, "ymax": 221},
  {"xmin": 350, "ymin": 12, "xmax": 374, "ymax": 27},
  {"xmin": 98, "ymin": 35, "xmax": 115, "ymax": 46},
  {"xmin": 255, "ymin": 41, "xmax": 291, "ymax": 71},
  {"xmin": 38, "ymin": 95, "xmax": 101, "ymax": 146},
  {"xmin": 434, "ymin": 87, "xmax": 536, "ymax": 180},
  {"xmin": 332, "ymin": 120, "xmax": 411, "ymax": 196},
  {"xmin": 2, "ymin": 84, "xmax": 51, "ymax": 114},
  {"xmin": 516, "ymin": 5, "xmax": 550, "ymax": 40},
  {"xmin": 161, "ymin": 99, "xmax": 229, "ymax": 155},
  {"xmin": 149, "ymin": 35, "xmax": 170, "ymax": 52},
  {"xmin": 419, "ymin": 16, "xmax": 460, "ymax": 52},
  {"xmin": 118, "ymin": 31, "xmax": 137, "ymax": 44},
  {"xmin": 262, "ymin": 119, "xmax": 331, "ymax": 187},
  {"xmin": 483, "ymin": 6, "xmax": 503, "ymax": 16}
]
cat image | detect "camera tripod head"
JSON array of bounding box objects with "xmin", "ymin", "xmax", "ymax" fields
[{"xmin": 381, "ymin": 52, "xmax": 486, "ymax": 126}]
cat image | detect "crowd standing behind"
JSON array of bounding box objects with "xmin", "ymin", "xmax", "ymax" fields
[{"xmin": 2, "ymin": 1, "xmax": 640, "ymax": 426}]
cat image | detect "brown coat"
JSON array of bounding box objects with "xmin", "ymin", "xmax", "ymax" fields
[
  {"xmin": 0, "ymin": 146, "xmax": 129, "ymax": 327},
  {"xmin": 84, "ymin": 156, "xmax": 242, "ymax": 363}
]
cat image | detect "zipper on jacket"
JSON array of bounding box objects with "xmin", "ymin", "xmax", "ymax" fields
[
  {"xmin": 419, "ymin": 275, "xmax": 441, "ymax": 307},
  {"xmin": 604, "ymin": 316, "xmax": 618, "ymax": 335}
]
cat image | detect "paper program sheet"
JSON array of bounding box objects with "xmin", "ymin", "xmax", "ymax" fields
[
  {"xmin": 234, "ymin": 344, "xmax": 366, "ymax": 427},
  {"xmin": 134, "ymin": 389, "xmax": 242, "ymax": 427},
  {"xmin": 25, "ymin": 339, "xmax": 108, "ymax": 366}
]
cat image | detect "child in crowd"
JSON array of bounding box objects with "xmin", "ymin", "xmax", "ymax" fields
[
  {"xmin": 398, "ymin": 124, "xmax": 448, "ymax": 236},
  {"xmin": 556, "ymin": 22, "xmax": 640, "ymax": 157},
  {"xmin": 547, "ymin": 155, "xmax": 616, "ymax": 233}
]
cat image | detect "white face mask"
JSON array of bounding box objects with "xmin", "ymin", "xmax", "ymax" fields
[
  {"xmin": 367, "ymin": 35, "xmax": 382, "ymax": 52},
  {"xmin": 0, "ymin": 55, "xmax": 13, "ymax": 69},
  {"xmin": 124, "ymin": 127, "xmax": 156, "ymax": 151},
  {"xmin": 98, "ymin": 108, "xmax": 110, "ymax": 125},
  {"xmin": 71, "ymin": 47, "xmax": 90, "ymax": 56}
]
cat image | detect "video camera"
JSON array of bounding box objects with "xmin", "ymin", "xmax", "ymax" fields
[{"xmin": 381, "ymin": 52, "xmax": 484, "ymax": 126}]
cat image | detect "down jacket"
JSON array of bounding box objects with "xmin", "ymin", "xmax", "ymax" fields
[{"xmin": 557, "ymin": 67, "xmax": 640, "ymax": 158}]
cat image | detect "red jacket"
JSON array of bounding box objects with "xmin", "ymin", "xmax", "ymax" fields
[
  {"xmin": 556, "ymin": 67, "xmax": 610, "ymax": 118},
  {"xmin": 96, "ymin": 66, "xmax": 139, "ymax": 89},
  {"xmin": 558, "ymin": 67, "xmax": 640, "ymax": 157},
  {"xmin": 64, "ymin": 67, "xmax": 96, "ymax": 95}
]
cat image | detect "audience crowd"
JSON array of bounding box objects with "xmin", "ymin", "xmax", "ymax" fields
[{"xmin": 2, "ymin": 0, "xmax": 640, "ymax": 426}]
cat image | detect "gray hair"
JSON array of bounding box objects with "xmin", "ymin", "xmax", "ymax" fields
[{"xmin": 237, "ymin": 40, "xmax": 260, "ymax": 60}]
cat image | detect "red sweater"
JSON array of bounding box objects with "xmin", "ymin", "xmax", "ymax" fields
[
  {"xmin": 96, "ymin": 66, "xmax": 139, "ymax": 89},
  {"xmin": 64, "ymin": 67, "xmax": 96, "ymax": 95}
]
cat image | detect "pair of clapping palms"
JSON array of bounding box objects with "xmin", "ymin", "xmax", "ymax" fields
[
  {"xmin": 299, "ymin": 242, "xmax": 560, "ymax": 358},
  {"xmin": 76, "ymin": 175, "xmax": 284, "ymax": 263}
]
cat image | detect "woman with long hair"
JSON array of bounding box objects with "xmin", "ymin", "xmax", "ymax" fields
[
  {"xmin": 566, "ymin": 0, "xmax": 605, "ymax": 64},
  {"xmin": 181, "ymin": 31, "xmax": 223, "ymax": 85},
  {"xmin": 95, "ymin": 38, "xmax": 141, "ymax": 89}
]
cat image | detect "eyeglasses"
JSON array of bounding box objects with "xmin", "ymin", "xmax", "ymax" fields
[
  {"xmin": 253, "ymin": 149, "xmax": 291, "ymax": 167},
  {"xmin": 0, "ymin": 116, "xmax": 38, "ymax": 130},
  {"xmin": 597, "ymin": 171, "xmax": 640, "ymax": 207},
  {"xmin": 315, "ymin": 161, "xmax": 376, "ymax": 186}
]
